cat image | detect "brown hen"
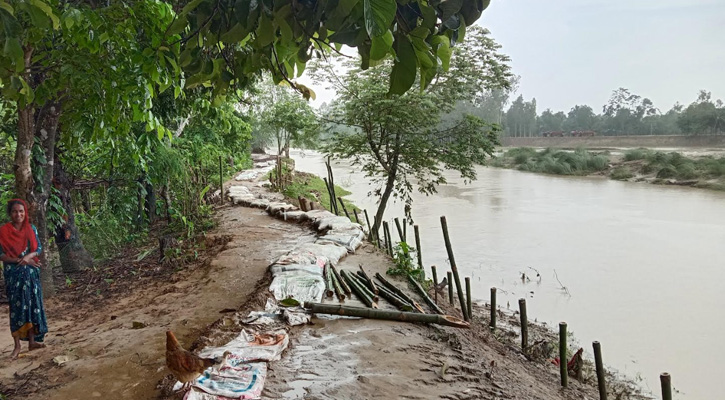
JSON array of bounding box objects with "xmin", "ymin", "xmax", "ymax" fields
[{"xmin": 166, "ymin": 330, "xmax": 223, "ymax": 391}]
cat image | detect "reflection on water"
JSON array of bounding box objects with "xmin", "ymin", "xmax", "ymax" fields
[{"xmin": 292, "ymin": 149, "xmax": 725, "ymax": 399}]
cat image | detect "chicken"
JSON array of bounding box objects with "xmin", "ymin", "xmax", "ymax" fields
[{"xmin": 166, "ymin": 330, "xmax": 224, "ymax": 391}]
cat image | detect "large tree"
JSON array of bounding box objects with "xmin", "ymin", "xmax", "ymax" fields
[{"xmin": 318, "ymin": 26, "xmax": 511, "ymax": 233}]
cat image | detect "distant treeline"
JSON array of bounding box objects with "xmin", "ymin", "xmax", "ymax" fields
[{"xmin": 498, "ymin": 88, "xmax": 724, "ymax": 137}]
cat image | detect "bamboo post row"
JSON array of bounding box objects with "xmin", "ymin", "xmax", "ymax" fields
[
  {"xmin": 465, "ymin": 277, "xmax": 472, "ymax": 320},
  {"xmin": 407, "ymin": 275, "xmax": 444, "ymax": 314},
  {"xmin": 440, "ymin": 216, "xmax": 469, "ymax": 321},
  {"xmin": 323, "ymin": 177, "xmax": 336, "ymax": 215},
  {"xmin": 447, "ymin": 271, "xmax": 454, "ymax": 305},
  {"xmin": 375, "ymin": 273, "xmax": 425, "ymax": 313},
  {"xmin": 431, "ymin": 266, "xmax": 438, "ymax": 303},
  {"xmin": 660, "ymin": 373, "xmax": 672, "ymax": 400},
  {"xmin": 593, "ymin": 341, "xmax": 607, "ymax": 400},
  {"xmin": 394, "ymin": 217, "xmax": 405, "ymax": 242},
  {"xmin": 331, "ymin": 265, "xmax": 351, "ymax": 295},
  {"xmin": 559, "ymin": 322, "xmax": 568, "ymax": 388},
  {"xmin": 384, "ymin": 221, "xmax": 394, "ymax": 255},
  {"xmin": 519, "ymin": 298, "xmax": 528, "ymax": 354},
  {"xmin": 489, "ymin": 287, "xmax": 497, "ymax": 331},
  {"xmin": 218, "ymin": 156, "xmax": 223, "ymax": 205},
  {"xmin": 325, "ymin": 158, "xmax": 338, "ymax": 215},
  {"xmin": 303, "ymin": 302, "xmax": 469, "ymax": 328},
  {"xmin": 414, "ymin": 225, "xmax": 423, "ymax": 270}
]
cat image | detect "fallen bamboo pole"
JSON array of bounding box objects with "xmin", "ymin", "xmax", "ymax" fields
[
  {"xmin": 440, "ymin": 216, "xmax": 469, "ymax": 321},
  {"xmin": 660, "ymin": 373, "xmax": 672, "ymax": 400},
  {"xmin": 330, "ymin": 266, "xmax": 346, "ymax": 301},
  {"xmin": 431, "ymin": 266, "xmax": 438, "ymax": 303},
  {"xmin": 394, "ymin": 217, "xmax": 404, "ymax": 242},
  {"xmin": 465, "ymin": 277, "xmax": 472, "ymax": 320},
  {"xmin": 331, "ymin": 265, "xmax": 351, "ymax": 295},
  {"xmin": 560, "ymin": 322, "xmax": 568, "ymax": 388},
  {"xmin": 519, "ymin": 299, "xmax": 528, "ymax": 354},
  {"xmin": 324, "ymin": 263, "xmax": 334, "ymax": 298},
  {"xmin": 408, "ymin": 275, "xmax": 444, "ymax": 314},
  {"xmin": 342, "ymin": 269, "xmax": 378, "ymax": 302},
  {"xmin": 341, "ymin": 269, "xmax": 377, "ymax": 308},
  {"xmin": 593, "ymin": 341, "xmax": 607, "ymax": 400},
  {"xmin": 375, "ymin": 273, "xmax": 425, "ymax": 313},
  {"xmin": 304, "ymin": 302, "xmax": 469, "ymax": 328},
  {"xmin": 489, "ymin": 287, "xmax": 497, "ymax": 331},
  {"xmin": 353, "ymin": 272, "xmax": 413, "ymax": 312},
  {"xmin": 414, "ymin": 225, "xmax": 423, "ymax": 270},
  {"xmin": 447, "ymin": 271, "xmax": 454, "ymax": 305},
  {"xmin": 358, "ymin": 265, "xmax": 378, "ymax": 295}
]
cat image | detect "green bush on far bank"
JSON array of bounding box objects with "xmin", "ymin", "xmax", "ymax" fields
[{"xmin": 507, "ymin": 147, "xmax": 609, "ymax": 176}]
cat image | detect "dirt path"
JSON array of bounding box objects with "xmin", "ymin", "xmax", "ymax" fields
[{"xmin": 0, "ymin": 187, "xmax": 313, "ymax": 399}]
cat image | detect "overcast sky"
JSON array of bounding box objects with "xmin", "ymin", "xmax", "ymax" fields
[
  {"xmin": 303, "ymin": 0, "xmax": 725, "ymax": 113},
  {"xmin": 478, "ymin": 0, "xmax": 725, "ymax": 113}
]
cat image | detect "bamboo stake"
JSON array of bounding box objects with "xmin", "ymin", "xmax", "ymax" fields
[
  {"xmin": 407, "ymin": 275, "xmax": 444, "ymax": 314},
  {"xmin": 338, "ymin": 197, "xmax": 351, "ymax": 220},
  {"xmin": 330, "ymin": 266, "xmax": 346, "ymax": 301},
  {"xmin": 560, "ymin": 322, "xmax": 568, "ymax": 388},
  {"xmin": 353, "ymin": 209, "xmax": 360, "ymax": 224},
  {"xmin": 403, "ymin": 222, "xmax": 407, "ymax": 243},
  {"xmin": 342, "ymin": 269, "xmax": 378, "ymax": 302},
  {"xmin": 304, "ymin": 302, "xmax": 469, "ymax": 328},
  {"xmin": 375, "ymin": 273, "xmax": 425, "ymax": 313},
  {"xmin": 331, "ymin": 265, "xmax": 351, "ymax": 295},
  {"xmin": 219, "ymin": 155, "xmax": 223, "ymax": 205},
  {"xmin": 465, "ymin": 277, "xmax": 472, "ymax": 320},
  {"xmin": 660, "ymin": 373, "xmax": 672, "ymax": 400},
  {"xmin": 325, "ymin": 158, "xmax": 338, "ymax": 215},
  {"xmin": 394, "ymin": 217, "xmax": 404, "ymax": 242},
  {"xmin": 382, "ymin": 222, "xmax": 390, "ymax": 254},
  {"xmin": 414, "ymin": 225, "xmax": 423, "ymax": 270},
  {"xmin": 341, "ymin": 269, "xmax": 377, "ymax": 308},
  {"xmin": 383, "ymin": 221, "xmax": 394, "ymax": 255},
  {"xmin": 489, "ymin": 287, "xmax": 497, "ymax": 331},
  {"xmin": 356, "ymin": 272, "xmax": 412, "ymax": 311},
  {"xmin": 363, "ymin": 209, "xmax": 374, "ymax": 242},
  {"xmin": 447, "ymin": 271, "xmax": 454, "ymax": 305},
  {"xmin": 593, "ymin": 341, "xmax": 608, "ymax": 400},
  {"xmin": 431, "ymin": 266, "xmax": 438, "ymax": 303},
  {"xmin": 440, "ymin": 216, "xmax": 469, "ymax": 321},
  {"xmin": 519, "ymin": 299, "xmax": 528, "ymax": 354},
  {"xmin": 358, "ymin": 265, "xmax": 378, "ymax": 295},
  {"xmin": 324, "ymin": 263, "xmax": 334, "ymax": 298},
  {"xmin": 322, "ymin": 177, "xmax": 336, "ymax": 215}
]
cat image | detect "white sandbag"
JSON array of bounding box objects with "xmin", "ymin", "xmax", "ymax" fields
[
  {"xmin": 235, "ymin": 170, "xmax": 261, "ymax": 181},
  {"xmin": 274, "ymin": 251, "xmax": 323, "ymax": 266},
  {"xmin": 303, "ymin": 209, "xmax": 336, "ymax": 222},
  {"xmin": 269, "ymin": 263, "xmax": 323, "ymax": 276},
  {"xmin": 267, "ymin": 202, "xmax": 297, "ymax": 216},
  {"xmin": 185, "ymin": 363, "xmax": 266, "ymax": 400},
  {"xmin": 199, "ymin": 330, "xmax": 289, "ymax": 362},
  {"xmin": 316, "ymin": 228, "xmax": 365, "ymax": 253},
  {"xmin": 315, "ymin": 216, "xmax": 362, "ymax": 231},
  {"xmin": 280, "ymin": 210, "xmax": 306, "ymax": 222},
  {"xmin": 295, "ymin": 242, "xmax": 348, "ymax": 265},
  {"xmin": 227, "ymin": 186, "xmax": 251, "ymax": 196},
  {"xmin": 249, "ymin": 199, "xmax": 270, "ymax": 208},
  {"xmin": 269, "ymin": 273, "xmax": 325, "ymax": 304}
]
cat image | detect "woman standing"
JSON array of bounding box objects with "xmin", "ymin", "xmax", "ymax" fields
[{"xmin": 0, "ymin": 199, "xmax": 47, "ymax": 359}]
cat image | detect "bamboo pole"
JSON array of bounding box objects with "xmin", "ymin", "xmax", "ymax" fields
[
  {"xmin": 356, "ymin": 272, "xmax": 413, "ymax": 311},
  {"xmin": 489, "ymin": 287, "xmax": 497, "ymax": 331},
  {"xmin": 338, "ymin": 197, "xmax": 351, "ymax": 220},
  {"xmin": 660, "ymin": 373, "xmax": 672, "ymax": 400},
  {"xmin": 363, "ymin": 209, "xmax": 374, "ymax": 242},
  {"xmin": 440, "ymin": 216, "xmax": 469, "ymax": 321},
  {"xmin": 408, "ymin": 275, "xmax": 444, "ymax": 314},
  {"xmin": 465, "ymin": 277, "xmax": 472, "ymax": 320},
  {"xmin": 324, "ymin": 263, "xmax": 334, "ymax": 298},
  {"xmin": 375, "ymin": 273, "xmax": 425, "ymax": 313},
  {"xmin": 304, "ymin": 302, "xmax": 469, "ymax": 328},
  {"xmin": 447, "ymin": 271, "xmax": 454, "ymax": 305},
  {"xmin": 342, "ymin": 269, "xmax": 378, "ymax": 302},
  {"xmin": 219, "ymin": 156, "xmax": 223, "ymax": 205},
  {"xmin": 325, "ymin": 158, "xmax": 338, "ymax": 215},
  {"xmin": 394, "ymin": 217, "xmax": 404, "ymax": 242},
  {"xmin": 353, "ymin": 209, "xmax": 360, "ymax": 224},
  {"xmin": 593, "ymin": 341, "xmax": 607, "ymax": 400},
  {"xmin": 383, "ymin": 221, "xmax": 394, "ymax": 255},
  {"xmin": 331, "ymin": 265, "xmax": 351, "ymax": 295},
  {"xmin": 382, "ymin": 222, "xmax": 390, "ymax": 254},
  {"xmin": 559, "ymin": 322, "xmax": 568, "ymax": 388},
  {"xmin": 323, "ymin": 177, "xmax": 337, "ymax": 215},
  {"xmin": 519, "ymin": 299, "xmax": 528, "ymax": 354},
  {"xmin": 330, "ymin": 266, "xmax": 346, "ymax": 301},
  {"xmin": 414, "ymin": 225, "xmax": 423, "ymax": 270},
  {"xmin": 341, "ymin": 269, "xmax": 377, "ymax": 308},
  {"xmin": 403, "ymin": 222, "xmax": 407, "ymax": 243},
  {"xmin": 358, "ymin": 265, "xmax": 378, "ymax": 295},
  {"xmin": 431, "ymin": 266, "xmax": 438, "ymax": 303}
]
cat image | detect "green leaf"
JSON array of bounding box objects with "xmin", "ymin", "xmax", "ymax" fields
[
  {"xmin": 279, "ymin": 298, "xmax": 300, "ymax": 307},
  {"xmin": 388, "ymin": 34, "xmax": 416, "ymax": 95},
  {"xmin": 431, "ymin": 35, "xmax": 451, "ymax": 70},
  {"xmin": 4, "ymin": 37, "xmax": 23, "ymax": 73},
  {"xmin": 220, "ymin": 22, "xmax": 248, "ymax": 43},
  {"xmin": 29, "ymin": 0, "xmax": 59, "ymax": 29},
  {"xmin": 370, "ymin": 30, "xmax": 393, "ymax": 60},
  {"xmin": 255, "ymin": 15, "xmax": 274, "ymax": 46},
  {"xmin": 167, "ymin": 15, "xmax": 188, "ymax": 36},
  {"xmin": 181, "ymin": 0, "xmax": 205, "ymax": 16},
  {"xmin": 0, "ymin": 1, "xmax": 14, "ymax": 15},
  {"xmin": 363, "ymin": 0, "xmax": 396, "ymax": 37},
  {"xmin": 436, "ymin": 0, "xmax": 463, "ymax": 22}
]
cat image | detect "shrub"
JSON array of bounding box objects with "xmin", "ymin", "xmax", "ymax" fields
[
  {"xmin": 610, "ymin": 166, "xmax": 634, "ymax": 180},
  {"xmin": 656, "ymin": 166, "xmax": 677, "ymax": 179},
  {"xmin": 623, "ymin": 148, "xmax": 649, "ymax": 161},
  {"xmin": 676, "ymin": 163, "xmax": 698, "ymax": 180}
]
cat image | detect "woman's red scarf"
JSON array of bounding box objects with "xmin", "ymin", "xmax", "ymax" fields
[{"xmin": 0, "ymin": 199, "xmax": 39, "ymax": 261}]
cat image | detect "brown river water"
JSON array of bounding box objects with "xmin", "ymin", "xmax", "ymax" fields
[{"xmin": 292, "ymin": 149, "xmax": 725, "ymax": 400}]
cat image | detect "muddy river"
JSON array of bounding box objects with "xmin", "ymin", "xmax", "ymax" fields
[{"xmin": 292, "ymin": 149, "xmax": 725, "ymax": 400}]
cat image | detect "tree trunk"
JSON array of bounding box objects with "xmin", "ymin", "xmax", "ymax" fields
[
  {"xmin": 32, "ymin": 102, "xmax": 62, "ymax": 297},
  {"xmin": 371, "ymin": 134, "xmax": 400, "ymax": 235},
  {"xmin": 53, "ymin": 155, "xmax": 93, "ymax": 273},
  {"xmin": 15, "ymin": 106, "xmax": 35, "ymax": 202},
  {"xmin": 80, "ymin": 189, "xmax": 91, "ymax": 212},
  {"xmin": 145, "ymin": 181, "xmax": 156, "ymax": 224}
]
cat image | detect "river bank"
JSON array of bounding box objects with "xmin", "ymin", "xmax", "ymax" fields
[{"xmin": 491, "ymin": 147, "xmax": 725, "ymax": 191}]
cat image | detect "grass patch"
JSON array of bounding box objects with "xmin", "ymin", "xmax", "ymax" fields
[
  {"xmin": 623, "ymin": 148, "xmax": 650, "ymax": 161},
  {"xmin": 505, "ymin": 148, "xmax": 609, "ymax": 176},
  {"xmin": 281, "ymin": 171, "xmax": 360, "ymax": 219},
  {"xmin": 610, "ymin": 166, "xmax": 634, "ymax": 181}
]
